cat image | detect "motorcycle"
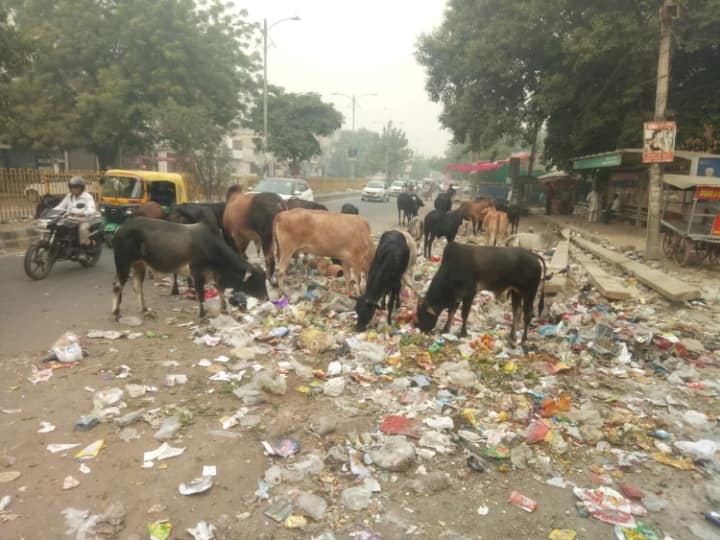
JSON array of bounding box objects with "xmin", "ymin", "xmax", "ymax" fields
[{"xmin": 24, "ymin": 207, "xmax": 104, "ymax": 280}]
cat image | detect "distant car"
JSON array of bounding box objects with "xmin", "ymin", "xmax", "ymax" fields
[
  {"xmin": 24, "ymin": 180, "xmax": 99, "ymax": 202},
  {"xmin": 250, "ymin": 177, "xmax": 314, "ymax": 202},
  {"xmin": 361, "ymin": 180, "xmax": 389, "ymax": 202},
  {"xmin": 388, "ymin": 180, "xmax": 405, "ymax": 197}
]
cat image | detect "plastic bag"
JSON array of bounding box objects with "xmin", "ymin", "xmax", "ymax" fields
[{"xmin": 52, "ymin": 332, "xmax": 83, "ymax": 362}]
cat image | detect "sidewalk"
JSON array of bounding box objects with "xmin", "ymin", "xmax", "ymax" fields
[{"xmin": 534, "ymin": 212, "xmax": 647, "ymax": 254}]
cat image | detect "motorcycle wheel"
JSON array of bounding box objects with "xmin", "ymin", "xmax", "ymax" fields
[
  {"xmin": 105, "ymin": 232, "xmax": 114, "ymax": 248},
  {"xmin": 24, "ymin": 242, "xmax": 55, "ymax": 280},
  {"xmin": 79, "ymin": 244, "xmax": 102, "ymax": 267}
]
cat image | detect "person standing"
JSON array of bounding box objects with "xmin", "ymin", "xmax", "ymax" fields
[
  {"xmin": 604, "ymin": 193, "xmax": 621, "ymax": 223},
  {"xmin": 586, "ymin": 186, "xmax": 601, "ymax": 223}
]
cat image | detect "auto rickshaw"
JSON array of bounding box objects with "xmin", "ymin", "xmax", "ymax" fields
[{"xmin": 99, "ymin": 169, "xmax": 188, "ymax": 246}]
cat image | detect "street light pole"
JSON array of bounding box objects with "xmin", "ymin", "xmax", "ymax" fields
[
  {"xmin": 262, "ymin": 15, "xmax": 300, "ymax": 176},
  {"xmin": 646, "ymin": 1, "xmax": 676, "ymax": 259}
]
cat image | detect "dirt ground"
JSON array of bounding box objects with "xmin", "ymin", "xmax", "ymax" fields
[{"xmin": 1, "ymin": 225, "xmax": 719, "ymax": 540}]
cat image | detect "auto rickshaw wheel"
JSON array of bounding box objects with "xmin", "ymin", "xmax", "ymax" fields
[
  {"xmin": 707, "ymin": 244, "xmax": 720, "ymax": 265},
  {"xmin": 674, "ymin": 236, "xmax": 693, "ymax": 266},
  {"xmin": 661, "ymin": 231, "xmax": 676, "ymax": 259}
]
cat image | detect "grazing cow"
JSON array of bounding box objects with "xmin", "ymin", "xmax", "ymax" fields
[
  {"xmin": 341, "ymin": 203, "xmax": 359, "ymax": 215},
  {"xmin": 505, "ymin": 230, "xmax": 556, "ymax": 251},
  {"xmin": 483, "ymin": 209, "xmax": 509, "ymax": 246},
  {"xmin": 423, "ymin": 209, "xmax": 463, "ymax": 258},
  {"xmin": 223, "ymin": 192, "xmax": 287, "ymax": 277},
  {"xmin": 408, "ymin": 215, "xmax": 423, "ymax": 242},
  {"xmin": 111, "ymin": 217, "xmax": 267, "ymax": 319},
  {"xmin": 354, "ymin": 230, "xmax": 413, "ymax": 330},
  {"xmin": 131, "ymin": 201, "xmax": 165, "ymax": 219},
  {"xmin": 397, "ymin": 192, "xmax": 425, "ymax": 226},
  {"xmin": 35, "ymin": 194, "xmax": 64, "ymax": 219},
  {"xmin": 287, "ymin": 197, "xmax": 328, "ymax": 211},
  {"xmin": 434, "ymin": 192, "xmax": 453, "ymax": 212},
  {"xmin": 167, "ymin": 203, "xmax": 221, "ymax": 235},
  {"xmin": 495, "ymin": 201, "xmax": 521, "ymax": 234},
  {"xmin": 415, "ymin": 242, "xmax": 546, "ymax": 342},
  {"xmin": 458, "ymin": 198, "xmax": 493, "ymax": 234},
  {"xmin": 273, "ymin": 209, "xmax": 375, "ymax": 294}
]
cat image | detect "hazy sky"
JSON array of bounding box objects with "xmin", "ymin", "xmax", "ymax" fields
[{"xmin": 234, "ymin": 0, "xmax": 452, "ymax": 157}]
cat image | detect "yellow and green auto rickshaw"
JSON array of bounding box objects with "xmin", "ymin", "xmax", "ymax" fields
[{"xmin": 99, "ymin": 169, "xmax": 188, "ymax": 246}]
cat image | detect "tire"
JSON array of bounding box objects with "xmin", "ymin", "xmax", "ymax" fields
[
  {"xmin": 24, "ymin": 242, "xmax": 55, "ymax": 280},
  {"xmin": 105, "ymin": 232, "xmax": 114, "ymax": 248},
  {"xmin": 674, "ymin": 236, "xmax": 692, "ymax": 266},
  {"xmin": 26, "ymin": 190, "xmax": 39, "ymax": 203},
  {"xmin": 79, "ymin": 245, "xmax": 102, "ymax": 267},
  {"xmin": 661, "ymin": 232, "xmax": 675, "ymax": 259}
]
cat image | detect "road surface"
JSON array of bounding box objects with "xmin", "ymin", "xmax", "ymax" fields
[{"xmin": 0, "ymin": 194, "xmax": 401, "ymax": 356}]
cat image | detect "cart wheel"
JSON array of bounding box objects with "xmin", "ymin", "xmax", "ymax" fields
[
  {"xmin": 708, "ymin": 245, "xmax": 720, "ymax": 265},
  {"xmin": 674, "ymin": 236, "xmax": 692, "ymax": 266},
  {"xmin": 695, "ymin": 241, "xmax": 709, "ymax": 262},
  {"xmin": 662, "ymin": 232, "xmax": 676, "ymax": 259}
]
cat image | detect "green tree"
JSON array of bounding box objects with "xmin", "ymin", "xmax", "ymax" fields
[
  {"xmin": 326, "ymin": 129, "xmax": 382, "ymax": 178},
  {"xmin": 367, "ymin": 121, "xmax": 413, "ymax": 179},
  {"xmin": 1, "ymin": 0, "xmax": 257, "ymax": 167},
  {"xmin": 248, "ymin": 87, "xmax": 343, "ymax": 175}
]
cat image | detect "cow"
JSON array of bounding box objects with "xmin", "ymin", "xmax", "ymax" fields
[
  {"xmin": 495, "ymin": 201, "xmax": 521, "ymax": 234},
  {"xmin": 458, "ymin": 198, "xmax": 493, "ymax": 235},
  {"xmin": 273, "ymin": 208, "xmax": 375, "ymax": 295},
  {"xmin": 226, "ymin": 184, "xmax": 243, "ymax": 200},
  {"xmin": 341, "ymin": 203, "xmax": 359, "ymax": 215},
  {"xmin": 408, "ymin": 215, "xmax": 423, "ymax": 242},
  {"xmin": 223, "ymin": 192, "xmax": 287, "ymax": 277},
  {"xmin": 415, "ymin": 242, "xmax": 546, "ymax": 342},
  {"xmin": 167, "ymin": 203, "xmax": 221, "ymax": 235},
  {"xmin": 131, "ymin": 201, "xmax": 165, "ymax": 219},
  {"xmin": 35, "ymin": 194, "xmax": 64, "ymax": 219},
  {"xmin": 483, "ymin": 209, "xmax": 509, "ymax": 246},
  {"xmin": 423, "ymin": 209, "xmax": 463, "ymax": 258},
  {"xmin": 111, "ymin": 217, "xmax": 268, "ymax": 320},
  {"xmin": 287, "ymin": 198, "xmax": 328, "ymax": 211},
  {"xmin": 505, "ymin": 230, "xmax": 556, "ymax": 251},
  {"xmin": 354, "ymin": 230, "xmax": 414, "ymax": 330},
  {"xmin": 397, "ymin": 192, "xmax": 425, "ymax": 226}
]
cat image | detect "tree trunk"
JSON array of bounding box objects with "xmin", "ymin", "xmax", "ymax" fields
[{"xmin": 527, "ymin": 120, "xmax": 541, "ymax": 177}]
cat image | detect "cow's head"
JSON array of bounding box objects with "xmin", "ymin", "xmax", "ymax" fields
[
  {"xmin": 354, "ymin": 296, "xmax": 381, "ymax": 331},
  {"xmin": 414, "ymin": 298, "xmax": 439, "ymax": 332},
  {"xmin": 222, "ymin": 263, "xmax": 268, "ymax": 300}
]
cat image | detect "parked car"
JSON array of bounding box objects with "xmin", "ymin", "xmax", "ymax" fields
[
  {"xmin": 361, "ymin": 180, "xmax": 389, "ymax": 202},
  {"xmin": 25, "ymin": 180, "xmax": 100, "ymax": 202},
  {"xmin": 388, "ymin": 180, "xmax": 405, "ymax": 197},
  {"xmin": 250, "ymin": 177, "xmax": 314, "ymax": 202}
]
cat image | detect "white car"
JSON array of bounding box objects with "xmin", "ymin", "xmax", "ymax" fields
[
  {"xmin": 361, "ymin": 180, "xmax": 389, "ymax": 202},
  {"xmin": 251, "ymin": 177, "xmax": 314, "ymax": 202},
  {"xmin": 388, "ymin": 180, "xmax": 405, "ymax": 197}
]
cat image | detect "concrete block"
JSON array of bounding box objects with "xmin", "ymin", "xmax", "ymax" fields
[{"xmin": 575, "ymin": 254, "xmax": 631, "ymax": 300}]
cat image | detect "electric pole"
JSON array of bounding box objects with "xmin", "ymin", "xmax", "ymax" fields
[
  {"xmin": 646, "ymin": 1, "xmax": 676, "ymax": 258},
  {"xmin": 331, "ymin": 93, "xmax": 376, "ymax": 179}
]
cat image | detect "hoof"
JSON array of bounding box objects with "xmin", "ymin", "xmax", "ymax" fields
[{"xmin": 143, "ymin": 310, "xmax": 157, "ymax": 319}]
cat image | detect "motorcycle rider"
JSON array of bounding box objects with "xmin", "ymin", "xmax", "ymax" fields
[{"xmin": 53, "ymin": 176, "xmax": 97, "ymax": 247}]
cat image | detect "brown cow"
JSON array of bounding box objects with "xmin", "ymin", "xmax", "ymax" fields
[
  {"xmin": 223, "ymin": 192, "xmax": 287, "ymax": 277},
  {"xmin": 483, "ymin": 209, "xmax": 509, "ymax": 247},
  {"xmin": 273, "ymin": 209, "xmax": 375, "ymax": 294},
  {"xmin": 458, "ymin": 198, "xmax": 493, "ymax": 234},
  {"xmin": 131, "ymin": 201, "xmax": 165, "ymax": 219}
]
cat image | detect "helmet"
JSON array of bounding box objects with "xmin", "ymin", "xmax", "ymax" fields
[{"xmin": 68, "ymin": 176, "xmax": 86, "ymax": 192}]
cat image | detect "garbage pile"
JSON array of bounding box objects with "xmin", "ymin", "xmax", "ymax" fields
[{"xmin": 9, "ymin": 251, "xmax": 720, "ymax": 539}]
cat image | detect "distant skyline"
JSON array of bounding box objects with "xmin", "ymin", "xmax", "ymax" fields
[{"xmin": 233, "ymin": 0, "xmax": 452, "ymax": 157}]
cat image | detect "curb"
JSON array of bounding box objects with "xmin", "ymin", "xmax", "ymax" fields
[
  {"xmin": 315, "ymin": 191, "xmax": 360, "ymax": 202},
  {"xmin": 0, "ymin": 226, "xmax": 37, "ymax": 253}
]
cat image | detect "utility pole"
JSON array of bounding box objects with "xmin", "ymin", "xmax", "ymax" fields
[
  {"xmin": 646, "ymin": 1, "xmax": 677, "ymax": 258},
  {"xmin": 331, "ymin": 93, "xmax": 376, "ymax": 179}
]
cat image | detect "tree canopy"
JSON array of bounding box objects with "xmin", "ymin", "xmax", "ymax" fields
[
  {"xmin": 1, "ymin": 0, "xmax": 258, "ymax": 167},
  {"xmin": 417, "ymin": 0, "xmax": 720, "ymax": 167},
  {"xmin": 248, "ymin": 88, "xmax": 343, "ymax": 174}
]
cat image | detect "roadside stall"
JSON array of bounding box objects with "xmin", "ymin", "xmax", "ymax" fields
[{"xmin": 661, "ymin": 174, "xmax": 720, "ymax": 266}]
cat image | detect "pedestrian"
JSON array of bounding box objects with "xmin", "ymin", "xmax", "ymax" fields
[
  {"xmin": 604, "ymin": 193, "xmax": 621, "ymax": 223},
  {"xmin": 545, "ymin": 184, "xmax": 554, "ymax": 215},
  {"xmin": 586, "ymin": 186, "xmax": 601, "ymax": 223}
]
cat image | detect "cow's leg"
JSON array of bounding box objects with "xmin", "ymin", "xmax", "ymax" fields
[
  {"xmin": 275, "ymin": 246, "xmax": 292, "ymax": 293},
  {"xmin": 131, "ymin": 262, "xmax": 148, "ymax": 316},
  {"xmin": 171, "ymin": 273, "xmax": 179, "ymax": 295},
  {"xmin": 262, "ymin": 241, "xmax": 275, "ymax": 279},
  {"xmin": 388, "ymin": 286, "xmax": 400, "ymax": 325},
  {"xmin": 458, "ymin": 292, "xmax": 475, "ymax": 337},
  {"xmin": 111, "ymin": 262, "xmax": 132, "ymax": 320},
  {"xmin": 216, "ymin": 273, "xmax": 228, "ymax": 313},
  {"xmin": 193, "ymin": 271, "xmax": 207, "ymax": 319},
  {"xmin": 398, "ymin": 208, "xmax": 402, "ymax": 226},
  {"xmin": 443, "ymin": 301, "xmax": 459, "ymax": 333},
  {"xmin": 509, "ymin": 290, "xmax": 522, "ymax": 343},
  {"xmin": 521, "ymin": 289, "xmax": 536, "ymax": 344}
]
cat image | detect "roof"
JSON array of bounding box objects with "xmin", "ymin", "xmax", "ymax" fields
[
  {"xmin": 105, "ymin": 169, "xmax": 184, "ymax": 181},
  {"xmin": 572, "ymin": 148, "xmax": 719, "ymax": 161},
  {"xmin": 538, "ymin": 171, "xmax": 574, "ymax": 183},
  {"xmin": 663, "ymin": 174, "xmax": 720, "ymax": 190}
]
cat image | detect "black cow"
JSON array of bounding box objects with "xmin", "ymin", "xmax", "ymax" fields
[
  {"xmin": 415, "ymin": 242, "xmax": 546, "ymax": 342},
  {"xmin": 167, "ymin": 203, "xmax": 221, "ymax": 235},
  {"xmin": 111, "ymin": 217, "xmax": 268, "ymax": 319},
  {"xmin": 422, "ymin": 209, "xmax": 463, "ymax": 258},
  {"xmin": 354, "ymin": 230, "xmax": 411, "ymax": 330},
  {"xmin": 495, "ymin": 202, "xmax": 521, "ymax": 234},
  {"xmin": 287, "ymin": 198, "xmax": 328, "ymax": 211},
  {"xmin": 341, "ymin": 203, "xmax": 359, "ymax": 215},
  {"xmin": 397, "ymin": 192, "xmax": 424, "ymax": 225}
]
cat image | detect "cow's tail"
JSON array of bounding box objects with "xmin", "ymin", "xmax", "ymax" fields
[
  {"xmin": 529, "ymin": 252, "xmax": 547, "ymax": 317},
  {"xmin": 273, "ymin": 217, "xmax": 281, "ymax": 267}
]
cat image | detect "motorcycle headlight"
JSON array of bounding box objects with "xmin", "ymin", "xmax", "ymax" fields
[
  {"xmin": 100, "ymin": 207, "xmax": 106, "ymax": 214},
  {"xmin": 124, "ymin": 209, "xmax": 133, "ymax": 215}
]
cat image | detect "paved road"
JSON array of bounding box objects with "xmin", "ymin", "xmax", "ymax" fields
[{"xmin": 0, "ymin": 194, "xmax": 401, "ymax": 356}]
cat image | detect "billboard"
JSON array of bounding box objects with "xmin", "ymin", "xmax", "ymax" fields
[{"xmin": 643, "ymin": 121, "xmax": 676, "ymax": 163}]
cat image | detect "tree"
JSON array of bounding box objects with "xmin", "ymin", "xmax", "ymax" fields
[
  {"xmin": 1, "ymin": 0, "xmax": 258, "ymax": 167},
  {"xmin": 368, "ymin": 121, "xmax": 413, "ymax": 179},
  {"xmin": 247, "ymin": 87, "xmax": 343, "ymax": 175},
  {"xmin": 326, "ymin": 129, "xmax": 382, "ymax": 178}
]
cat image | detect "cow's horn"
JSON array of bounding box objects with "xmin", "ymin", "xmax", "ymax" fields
[{"xmin": 243, "ymin": 272, "xmax": 252, "ymax": 282}]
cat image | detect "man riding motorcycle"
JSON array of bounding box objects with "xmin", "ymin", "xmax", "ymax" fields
[{"xmin": 53, "ymin": 176, "xmax": 97, "ymax": 246}]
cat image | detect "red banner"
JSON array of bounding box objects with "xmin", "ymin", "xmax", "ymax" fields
[
  {"xmin": 643, "ymin": 121, "xmax": 676, "ymax": 163},
  {"xmin": 711, "ymin": 215, "xmax": 720, "ymax": 236},
  {"xmin": 695, "ymin": 185, "xmax": 720, "ymax": 201}
]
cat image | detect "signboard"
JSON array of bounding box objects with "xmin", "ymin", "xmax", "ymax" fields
[
  {"xmin": 643, "ymin": 120, "xmax": 676, "ymax": 163},
  {"xmin": 695, "ymin": 185, "xmax": 720, "ymax": 201},
  {"xmin": 697, "ymin": 157, "xmax": 720, "ymax": 178},
  {"xmin": 712, "ymin": 215, "xmax": 720, "ymax": 236},
  {"xmin": 573, "ymin": 154, "xmax": 621, "ymax": 170}
]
